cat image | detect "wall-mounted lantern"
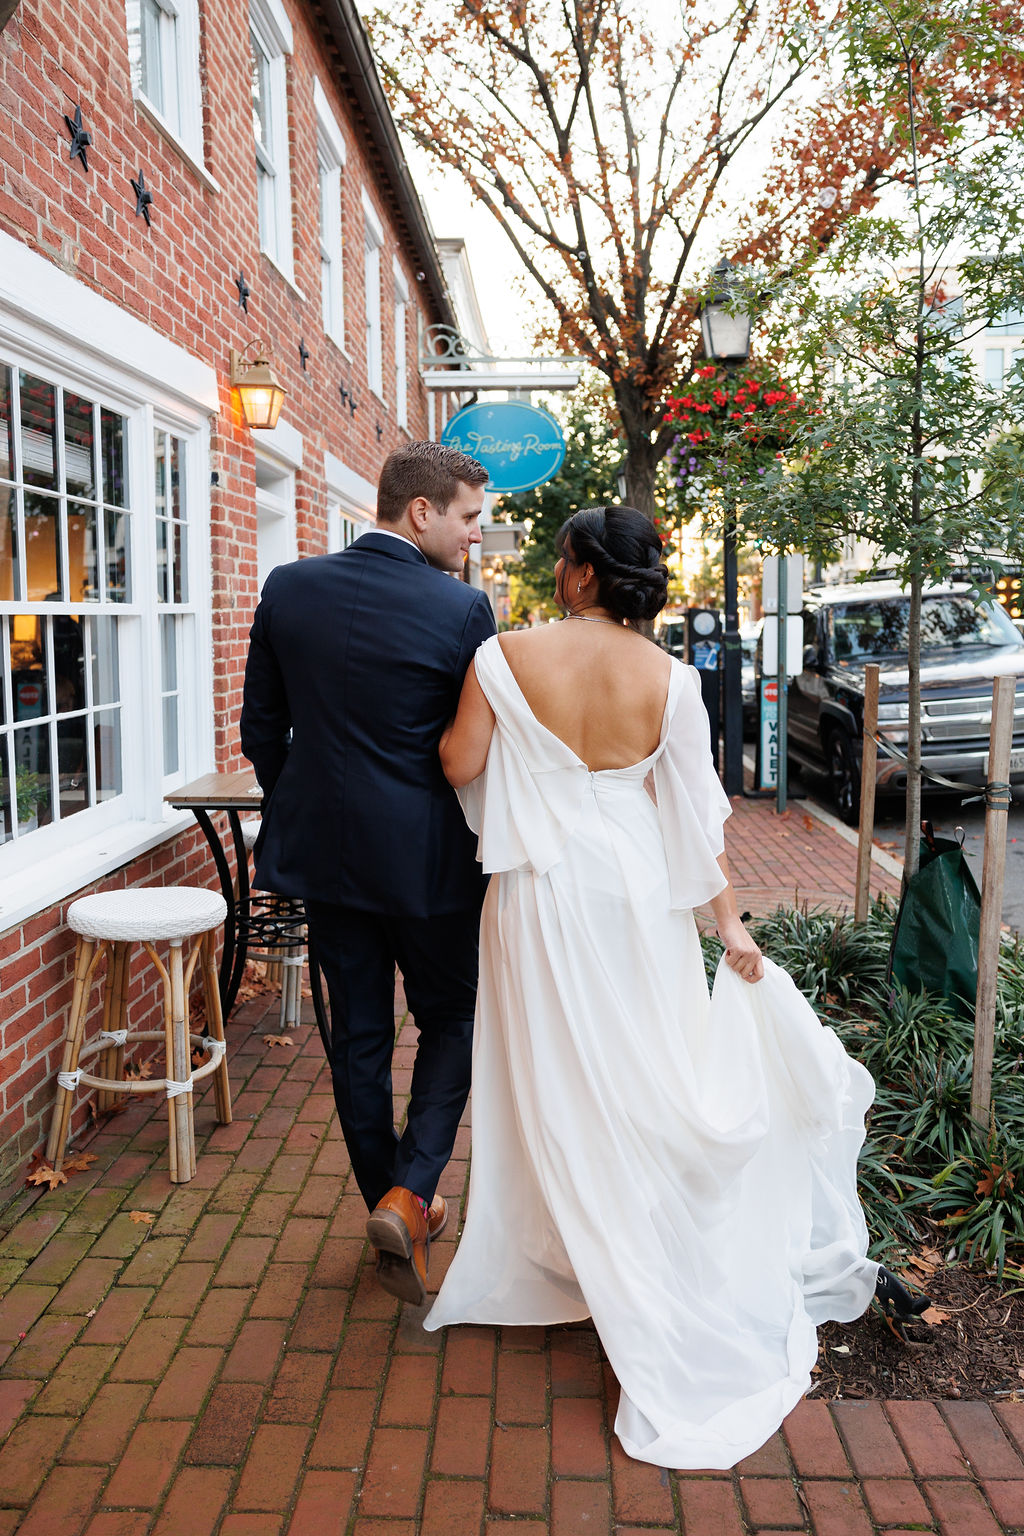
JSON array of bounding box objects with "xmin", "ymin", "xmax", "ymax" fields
[{"xmin": 230, "ymin": 345, "xmax": 286, "ymax": 430}]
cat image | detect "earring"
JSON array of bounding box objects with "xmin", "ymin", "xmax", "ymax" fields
[{"xmin": 577, "ymin": 580, "xmax": 582, "ymax": 594}]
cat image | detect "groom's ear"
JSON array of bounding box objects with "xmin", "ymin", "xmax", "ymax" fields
[{"xmin": 406, "ymin": 495, "xmax": 433, "ymax": 530}]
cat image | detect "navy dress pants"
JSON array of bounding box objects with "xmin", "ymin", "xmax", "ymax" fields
[{"xmin": 304, "ymin": 901, "xmax": 480, "ymax": 1212}]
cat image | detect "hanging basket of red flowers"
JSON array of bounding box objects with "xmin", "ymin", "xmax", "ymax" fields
[{"xmin": 664, "ymin": 362, "xmax": 807, "ymax": 492}]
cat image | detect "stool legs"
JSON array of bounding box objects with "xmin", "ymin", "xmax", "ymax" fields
[
  {"xmin": 201, "ymin": 930, "xmax": 232, "ymax": 1127},
  {"xmin": 165, "ymin": 940, "xmax": 196, "ymax": 1185},
  {"xmin": 99, "ymin": 943, "xmax": 130, "ymax": 1114},
  {"xmin": 46, "ymin": 937, "xmax": 102, "ymax": 1170}
]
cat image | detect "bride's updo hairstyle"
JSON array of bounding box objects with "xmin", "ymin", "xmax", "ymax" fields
[{"xmin": 558, "ymin": 505, "xmax": 669, "ymax": 625}]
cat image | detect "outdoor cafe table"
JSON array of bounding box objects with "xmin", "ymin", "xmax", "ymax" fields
[{"xmin": 164, "ymin": 773, "xmax": 329, "ymax": 1047}]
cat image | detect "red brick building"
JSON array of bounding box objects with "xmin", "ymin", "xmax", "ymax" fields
[{"xmin": 0, "ymin": 0, "xmax": 466, "ymax": 1185}]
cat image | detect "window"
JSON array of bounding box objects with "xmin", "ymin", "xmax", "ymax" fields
[
  {"xmin": 325, "ymin": 451, "xmax": 375, "ymax": 553},
  {"xmin": 363, "ymin": 193, "xmax": 384, "ymax": 399},
  {"xmin": 314, "ymin": 80, "xmax": 346, "ymax": 349},
  {"xmin": 250, "ymin": 0, "xmax": 294, "ymax": 279},
  {"xmin": 985, "ymin": 349, "xmax": 1004, "ymax": 391},
  {"xmin": 255, "ymin": 454, "xmax": 296, "ymax": 593},
  {"xmin": 0, "ymin": 368, "xmax": 132, "ymax": 846},
  {"xmin": 0, "ymin": 360, "xmax": 208, "ymax": 866},
  {"xmin": 154, "ymin": 429, "xmax": 191, "ymax": 776},
  {"xmin": 126, "ymin": 0, "xmax": 203, "ymax": 164},
  {"xmin": 393, "ymin": 261, "xmax": 410, "ymax": 428}
]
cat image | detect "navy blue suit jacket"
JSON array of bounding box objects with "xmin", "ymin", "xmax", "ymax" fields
[{"xmin": 239, "ymin": 532, "xmax": 496, "ymax": 918}]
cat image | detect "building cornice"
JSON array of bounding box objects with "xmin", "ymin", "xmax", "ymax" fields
[{"xmin": 310, "ymin": 0, "xmax": 456, "ymax": 334}]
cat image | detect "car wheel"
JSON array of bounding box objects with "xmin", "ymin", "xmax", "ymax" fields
[{"xmin": 827, "ymin": 730, "xmax": 860, "ymax": 826}]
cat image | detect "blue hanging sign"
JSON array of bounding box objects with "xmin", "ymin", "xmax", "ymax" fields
[{"xmin": 440, "ymin": 400, "xmax": 566, "ymax": 493}]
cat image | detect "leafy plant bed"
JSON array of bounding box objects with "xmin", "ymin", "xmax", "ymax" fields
[
  {"xmin": 814, "ymin": 1263, "xmax": 1024, "ymax": 1400},
  {"xmin": 701, "ymin": 899, "xmax": 1024, "ymax": 1392}
]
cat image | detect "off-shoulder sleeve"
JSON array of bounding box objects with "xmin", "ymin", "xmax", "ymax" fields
[
  {"xmin": 456, "ymin": 636, "xmax": 590, "ymax": 876},
  {"xmin": 651, "ymin": 662, "xmax": 733, "ymax": 910}
]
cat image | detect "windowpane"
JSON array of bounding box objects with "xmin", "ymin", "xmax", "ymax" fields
[
  {"xmin": 106, "ymin": 511, "xmax": 131, "ymax": 602},
  {"xmin": 57, "ymin": 714, "xmax": 88, "ymax": 819},
  {"xmin": 140, "ymin": 0, "xmax": 165, "ymax": 113},
  {"xmin": 250, "ymin": 32, "xmax": 271, "ymax": 152},
  {"xmin": 162, "ymin": 693, "xmax": 179, "ymax": 774},
  {"xmin": 986, "ymin": 349, "xmax": 1004, "ymax": 390},
  {"xmin": 0, "ymin": 736, "xmax": 11, "ymax": 845},
  {"xmin": 160, "ymin": 613, "xmax": 177, "ymax": 691},
  {"xmin": 91, "ymin": 617, "xmax": 119, "ymax": 705},
  {"xmin": 63, "ymin": 394, "xmax": 96, "ymax": 500},
  {"xmin": 10, "ymin": 615, "xmax": 45, "ymax": 720},
  {"xmin": 94, "ymin": 708, "xmax": 122, "ymax": 800},
  {"xmin": 53, "ymin": 614, "xmax": 84, "ymax": 712},
  {"xmin": 0, "ymin": 365, "xmax": 13, "ymax": 481},
  {"xmin": 170, "ymin": 436, "xmax": 183, "ymax": 519},
  {"xmin": 12, "ymin": 723, "xmax": 52, "ymax": 831},
  {"xmin": 173, "ymin": 521, "xmax": 187, "ymax": 603},
  {"xmin": 68, "ymin": 501, "xmax": 100, "ymax": 602},
  {"xmin": 24, "ymin": 491, "xmax": 62, "ymax": 601},
  {"xmin": 0, "ymin": 484, "xmax": 18, "ymax": 600},
  {"xmin": 101, "ymin": 409, "xmax": 127, "ymax": 507},
  {"xmin": 20, "ymin": 373, "xmax": 57, "ymax": 491},
  {"xmin": 156, "ymin": 516, "xmax": 169, "ymax": 603},
  {"xmin": 257, "ymin": 165, "xmax": 275, "ymax": 258}
]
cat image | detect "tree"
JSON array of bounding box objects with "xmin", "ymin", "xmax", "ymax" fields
[
  {"xmin": 716, "ymin": 5, "xmax": 1024, "ymax": 873},
  {"xmin": 368, "ymin": 0, "xmax": 1023, "ymax": 518},
  {"xmin": 495, "ymin": 378, "xmax": 626, "ymax": 620}
]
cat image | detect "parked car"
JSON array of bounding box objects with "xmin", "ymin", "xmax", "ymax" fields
[
  {"xmin": 740, "ymin": 621, "xmax": 762, "ymax": 735},
  {"xmin": 787, "ymin": 581, "xmax": 1024, "ymax": 823}
]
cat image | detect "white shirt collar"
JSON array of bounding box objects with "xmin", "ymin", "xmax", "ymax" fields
[{"xmin": 372, "ymin": 526, "xmax": 419, "ymax": 549}]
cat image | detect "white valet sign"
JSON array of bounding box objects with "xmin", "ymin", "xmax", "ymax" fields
[{"xmin": 760, "ymin": 554, "xmax": 804, "ymax": 809}]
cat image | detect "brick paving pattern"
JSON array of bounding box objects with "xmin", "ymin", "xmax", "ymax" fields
[{"xmin": 4, "ymin": 797, "xmax": 1018, "ymax": 1536}]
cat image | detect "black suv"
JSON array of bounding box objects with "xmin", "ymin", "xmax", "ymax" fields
[{"xmin": 787, "ymin": 581, "xmax": 1024, "ymax": 822}]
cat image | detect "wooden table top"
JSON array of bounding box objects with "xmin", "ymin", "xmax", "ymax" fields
[{"xmin": 165, "ymin": 771, "xmax": 262, "ymax": 810}]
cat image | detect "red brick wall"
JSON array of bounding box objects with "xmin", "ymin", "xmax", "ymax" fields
[{"xmin": 0, "ymin": 0, "xmax": 453, "ymax": 1186}]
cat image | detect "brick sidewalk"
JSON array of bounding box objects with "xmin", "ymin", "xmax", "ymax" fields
[{"xmin": 5, "ymin": 797, "xmax": 1021, "ymax": 1536}]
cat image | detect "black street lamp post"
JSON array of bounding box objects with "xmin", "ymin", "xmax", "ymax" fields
[{"xmin": 698, "ymin": 259, "xmax": 753, "ymax": 798}]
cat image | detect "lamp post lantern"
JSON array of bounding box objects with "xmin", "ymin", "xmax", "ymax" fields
[{"xmin": 697, "ymin": 258, "xmax": 752, "ymax": 797}]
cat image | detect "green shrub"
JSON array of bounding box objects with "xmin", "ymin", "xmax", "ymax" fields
[{"xmin": 700, "ymin": 899, "xmax": 1024, "ymax": 1274}]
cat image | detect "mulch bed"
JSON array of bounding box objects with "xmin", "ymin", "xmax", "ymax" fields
[{"xmin": 815, "ymin": 1249, "xmax": 1024, "ymax": 1401}]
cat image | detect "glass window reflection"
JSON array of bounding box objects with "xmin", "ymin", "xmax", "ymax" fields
[{"xmin": 19, "ymin": 373, "xmax": 57, "ymax": 492}]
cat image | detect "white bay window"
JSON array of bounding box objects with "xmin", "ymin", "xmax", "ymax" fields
[{"xmin": 0, "ymin": 230, "xmax": 217, "ymax": 928}]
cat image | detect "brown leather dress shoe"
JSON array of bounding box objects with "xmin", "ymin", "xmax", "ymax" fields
[
  {"xmin": 367, "ymin": 1187, "xmax": 429, "ymax": 1305},
  {"xmin": 427, "ymin": 1194, "xmax": 448, "ymax": 1240}
]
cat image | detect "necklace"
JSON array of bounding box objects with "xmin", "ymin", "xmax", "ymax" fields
[{"xmin": 564, "ymin": 612, "xmax": 624, "ymax": 628}]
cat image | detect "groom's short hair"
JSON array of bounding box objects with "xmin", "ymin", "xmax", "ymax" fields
[{"xmin": 377, "ymin": 441, "xmax": 489, "ymax": 523}]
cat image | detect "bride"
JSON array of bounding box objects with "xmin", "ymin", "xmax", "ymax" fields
[{"xmin": 424, "ymin": 504, "xmax": 925, "ymax": 1469}]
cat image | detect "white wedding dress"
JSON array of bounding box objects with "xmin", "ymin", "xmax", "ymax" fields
[{"xmin": 424, "ymin": 635, "xmax": 878, "ymax": 1469}]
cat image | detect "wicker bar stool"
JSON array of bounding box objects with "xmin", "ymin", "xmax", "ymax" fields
[
  {"xmin": 46, "ymin": 887, "xmax": 233, "ymax": 1184},
  {"xmin": 239, "ymin": 817, "xmax": 306, "ymax": 1029}
]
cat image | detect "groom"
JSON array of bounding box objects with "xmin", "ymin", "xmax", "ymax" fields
[{"xmin": 240, "ymin": 440, "xmax": 495, "ymax": 1304}]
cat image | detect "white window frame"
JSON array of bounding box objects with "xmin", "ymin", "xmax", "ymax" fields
[
  {"xmin": 250, "ymin": 0, "xmax": 294, "ymax": 282},
  {"xmin": 325, "ymin": 452, "xmax": 375, "ymax": 553},
  {"xmin": 314, "ymin": 79, "xmax": 347, "ymax": 352},
  {"xmin": 126, "ymin": 0, "xmax": 205, "ymax": 172},
  {"xmin": 393, "ymin": 259, "xmax": 410, "ymax": 429},
  {"xmin": 0, "ymin": 230, "xmax": 216, "ymax": 931},
  {"xmin": 253, "ymin": 419, "xmax": 302, "ymax": 591},
  {"xmin": 363, "ymin": 190, "xmax": 384, "ymax": 401}
]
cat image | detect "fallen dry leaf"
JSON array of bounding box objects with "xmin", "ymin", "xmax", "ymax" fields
[
  {"xmin": 263, "ymin": 1034, "xmax": 294, "ymax": 1049},
  {"xmin": 802, "ymin": 814, "xmax": 815, "ymax": 832},
  {"xmin": 63, "ymin": 1152, "xmax": 98, "ymax": 1172},
  {"xmin": 26, "ymin": 1164, "xmax": 67, "ymax": 1191},
  {"xmin": 921, "ymin": 1305, "xmax": 950, "ymax": 1326},
  {"xmin": 124, "ymin": 1060, "xmax": 153, "ymax": 1080},
  {"xmin": 127, "ymin": 1210, "xmax": 155, "ymax": 1226}
]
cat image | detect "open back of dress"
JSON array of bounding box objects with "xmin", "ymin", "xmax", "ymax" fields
[{"xmin": 424, "ymin": 635, "xmax": 877, "ymax": 1470}]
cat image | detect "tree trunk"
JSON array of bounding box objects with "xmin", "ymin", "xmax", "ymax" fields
[{"xmin": 621, "ymin": 435, "xmax": 658, "ymax": 520}]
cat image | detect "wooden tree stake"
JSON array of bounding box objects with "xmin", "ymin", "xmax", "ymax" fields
[{"xmin": 971, "ymin": 674, "xmax": 1016, "ymax": 1134}]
